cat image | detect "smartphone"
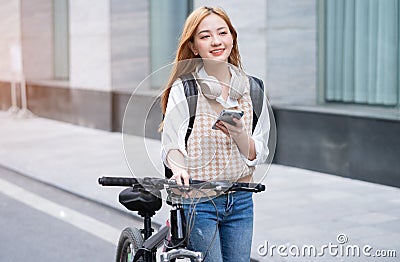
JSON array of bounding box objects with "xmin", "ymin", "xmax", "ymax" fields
[{"xmin": 212, "ymin": 109, "xmax": 244, "ymax": 130}]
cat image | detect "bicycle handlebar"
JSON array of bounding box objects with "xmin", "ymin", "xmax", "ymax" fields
[
  {"xmin": 98, "ymin": 176, "xmax": 137, "ymax": 187},
  {"xmin": 98, "ymin": 176, "xmax": 266, "ymax": 193}
]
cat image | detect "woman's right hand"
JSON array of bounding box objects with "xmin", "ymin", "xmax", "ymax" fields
[
  {"xmin": 166, "ymin": 149, "xmax": 190, "ymax": 186},
  {"xmin": 170, "ymin": 168, "xmax": 191, "ymax": 187}
]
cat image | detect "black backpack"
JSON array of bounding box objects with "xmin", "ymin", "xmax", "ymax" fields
[{"xmin": 164, "ymin": 74, "xmax": 265, "ymax": 178}]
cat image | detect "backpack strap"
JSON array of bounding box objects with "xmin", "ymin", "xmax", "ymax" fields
[
  {"xmin": 180, "ymin": 74, "xmax": 198, "ymax": 148},
  {"xmin": 248, "ymin": 75, "xmax": 264, "ymax": 132}
]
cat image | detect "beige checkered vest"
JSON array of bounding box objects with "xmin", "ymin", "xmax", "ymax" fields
[{"xmin": 186, "ymin": 80, "xmax": 255, "ymax": 181}]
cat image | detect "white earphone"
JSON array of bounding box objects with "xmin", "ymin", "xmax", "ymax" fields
[{"xmin": 195, "ymin": 70, "xmax": 247, "ymax": 100}]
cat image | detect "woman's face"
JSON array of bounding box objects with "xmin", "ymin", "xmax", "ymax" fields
[{"xmin": 191, "ymin": 13, "xmax": 234, "ymax": 63}]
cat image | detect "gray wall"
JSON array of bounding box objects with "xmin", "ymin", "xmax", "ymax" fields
[
  {"xmin": 69, "ymin": 0, "xmax": 111, "ymax": 91},
  {"xmin": 274, "ymin": 108, "xmax": 400, "ymax": 188},
  {"xmin": 266, "ymin": 0, "xmax": 317, "ymax": 105},
  {"xmin": 0, "ymin": 0, "xmax": 22, "ymax": 81}
]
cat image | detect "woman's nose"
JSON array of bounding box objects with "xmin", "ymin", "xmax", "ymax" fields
[{"xmin": 211, "ymin": 36, "xmax": 222, "ymax": 46}]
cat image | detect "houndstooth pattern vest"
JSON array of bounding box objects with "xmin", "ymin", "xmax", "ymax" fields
[{"xmin": 186, "ymin": 79, "xmax": 255, "ymax": 181}]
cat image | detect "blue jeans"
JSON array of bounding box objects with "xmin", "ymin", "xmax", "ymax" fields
[{"xmin": 183, "ymin": 191, "xmax": 254, "ymax": 262}]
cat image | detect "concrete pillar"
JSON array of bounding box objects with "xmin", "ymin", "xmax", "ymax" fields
[{"xmin": 69, "ymin": 0, "xmax": 111, "ymax": 91}]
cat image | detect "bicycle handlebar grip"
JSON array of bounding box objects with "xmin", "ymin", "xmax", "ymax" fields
[
  {"xmin": 98, "ymin": 176, "xmax": 137, "ymax": 186},
  {"xmin": 256, "ymin": 184, "xmax": 266, "ymax": 192}
]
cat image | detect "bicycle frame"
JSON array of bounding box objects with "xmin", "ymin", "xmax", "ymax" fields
[{"xmin": 130, "ymin": 202, "xmax": 202, "ymax": 261}]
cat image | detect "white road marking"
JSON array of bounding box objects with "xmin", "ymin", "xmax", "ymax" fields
[{"xmin": 0, "ymin": 178, "xmax": 120, "ymax": 245}]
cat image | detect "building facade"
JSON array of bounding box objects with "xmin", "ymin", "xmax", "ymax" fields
[{"xmin": 0, "ymin": 0, "xmax": 399, "ymax": 187}]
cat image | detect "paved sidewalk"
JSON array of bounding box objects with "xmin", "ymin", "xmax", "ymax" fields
[{"xmin": 0, "ymin": 111, "xmax": 399, "ymax": 261}]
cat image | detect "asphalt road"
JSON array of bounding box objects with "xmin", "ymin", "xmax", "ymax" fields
[{"xmin": 0, "ymin": 166, "xmax": 142, "ymax": 262}]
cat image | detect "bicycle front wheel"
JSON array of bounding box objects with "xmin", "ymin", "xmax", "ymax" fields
[{"xmin": 116, "ymin": 227, "xmax": 144, "ymax": 262}]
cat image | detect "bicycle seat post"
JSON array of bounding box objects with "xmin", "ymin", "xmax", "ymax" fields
[{"xmin": 139, "ymin": 211, "xmax": 153, "ymax": 240}]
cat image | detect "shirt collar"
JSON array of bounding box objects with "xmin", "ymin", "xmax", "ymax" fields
[{"xmin": 195, "ymin": 65, "xmax": 240, "ymax": 109}]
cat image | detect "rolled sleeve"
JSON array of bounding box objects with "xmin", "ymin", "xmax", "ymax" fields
[
  {"xmin": 242, "ymin": 92, "xmax": 271, "ymax": 166},
  {"xmin": 160, "ymin": 79, "xmax": 189, "ymax": 168}
]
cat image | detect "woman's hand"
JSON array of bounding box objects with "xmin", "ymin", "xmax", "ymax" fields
[
  {"xmin": 215, "ymin": 117, "xmax": 245, "ymax": 138},
  {"xmin": 170, "ymin": 168, "xmax": 191, "ymax": 187},
  {"xmin": 215, "ymin": 118, "xmax": 256, "ymax": 161},
  {"xmin": 166, "ymin": 149, "xmax": 191, "ymax": 186}
]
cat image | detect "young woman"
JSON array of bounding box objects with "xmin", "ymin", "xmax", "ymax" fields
[{"xmin": 160, "ymin": 6, "xmax": 270, "ymax": 262}]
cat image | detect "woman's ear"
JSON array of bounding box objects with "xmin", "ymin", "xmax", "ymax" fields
[{"xmin": 188, "ymin": 42, "xmax": 198, "ymax": 56}]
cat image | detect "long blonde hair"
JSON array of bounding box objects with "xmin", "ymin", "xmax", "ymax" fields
[{"xmin": 160, "ymin": 6, "xmax": 242, "ymax": 117}]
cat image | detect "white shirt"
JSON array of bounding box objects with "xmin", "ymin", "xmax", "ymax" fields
[{"xmin": 161, "ymin": 66, "xmax": 270, "ymax": 168}]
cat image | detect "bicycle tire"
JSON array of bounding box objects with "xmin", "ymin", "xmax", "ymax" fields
[{"xmin": 116, "ymin": 227, "xmax": 144, "ymax": 262}]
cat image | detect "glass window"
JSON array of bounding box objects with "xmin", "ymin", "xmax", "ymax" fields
[
  {"xmin": 319, "ymin": 0, "xmax": 399, "ymax": 106},
  {"xmin": 149, "ymin": 0, "xmax": 193, "ymax": 89}
]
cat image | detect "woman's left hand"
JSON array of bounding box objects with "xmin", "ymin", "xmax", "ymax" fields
[
  {"xmin": 215, "ymin": 117, "xmax": 245, "ymax": 138},
  {"xmin": 216, "ymin": 117, "xmax": 256, "ymax": 160}
]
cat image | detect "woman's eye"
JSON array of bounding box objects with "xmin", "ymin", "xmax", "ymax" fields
[
  {"xmin": 219, "ymin": 31, "xmax": 227, "ymax": 35},
  {"xmin": 200, "ymin": 35, "xmax": 210, "ymax": 39}
]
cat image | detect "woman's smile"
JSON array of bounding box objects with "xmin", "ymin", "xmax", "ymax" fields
[{"xmin": 210, "ymin": 48, "xmax": 225, "ymax": 56}]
